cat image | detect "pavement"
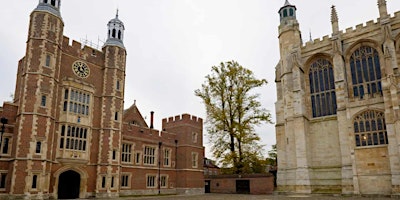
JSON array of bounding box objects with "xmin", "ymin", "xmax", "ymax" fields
[{"xmin": 105, "ymin": 193, "xmax": 397, "ymax": 200}]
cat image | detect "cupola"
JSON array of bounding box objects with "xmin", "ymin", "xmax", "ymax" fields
[
  {"xmin": 278, "ymin": 0, "xmax": 297, "ymax": 23},
  {"xmin": 104, "ymin": 10, "xmax": 125, "ymax": 49},
  {"xmin": 34, "ymin": 0, "xmax": 61, "ymax": 18}
]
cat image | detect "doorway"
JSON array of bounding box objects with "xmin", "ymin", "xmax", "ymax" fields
[
  {"xmin": 58, "ymin": 170, "xmax": 80, "ymax": 199},
  {"xmin": 236, "ymin": 180, "xmax": 250, "ymax": 194}
]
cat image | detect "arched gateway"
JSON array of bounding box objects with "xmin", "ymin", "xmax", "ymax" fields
[{"xmin": 58, "ymin": 170, "xmax": 80, "ymax": 199}]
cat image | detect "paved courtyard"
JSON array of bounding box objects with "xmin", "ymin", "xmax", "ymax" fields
[{"xmin": 110, "ymin": 193, "xmax": 395, "ymax": 200}]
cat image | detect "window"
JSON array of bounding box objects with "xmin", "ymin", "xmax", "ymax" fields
[
  {"xmin": 115, "ymin": 112, "xmax": 119, "ymax": 121},
  {"xmin": 41, "ymin": 95, "xmax": 47, "ymax": 107},
  {"xmin": 350, "ymin": 46, "xmax": 382, "ymax": 99},
  {"xmin": 144, "ymin": 146, "xmax": 156, "ymax": 165},
  {"xmin": 135, "ymin": 152, "xmax": 141, "ymax": 165},
  {"xmin": 121, "ymin": 174, "xmax": 130, "ymax": 188},
  {"xmin": 1, "ymin": 137, "xmax": 11, "ymax": 155},
  {"xmin": 45, "ymin": 55, "xmax": 51, "ymax": 67},
  {"xmin": 309, "ymin": 58, "xmax": 337, "ymax": 118},
  {"xmin": 192, "ymin": 132, "xmax": 198, "ymax": 143},
  {"xmin": 146, "ymin": 175, "xmax": 156, "ymax": 188},
  {"xmin": 32, "ymin": 175, "xmax": 38, "ymax": 189},
  {"xmin": 121, "ymin": 143, "xmax": 132, "ymax": 163},
  {"xmin": 289, "ymin": 8, "xmax": 294, "ymax": 16},
  {"xmin": 163, "ymin": 148, "xmax": 170, "ymax": 166},
  {"xmin": 283, "ymin": 9, "xmax": 288, "ymax": 17},
  {"xmin": 0, "ymin": 173, "xmax": 7, "ymax": 189},
  {"xmin": 160, "ymin": 175, "xmax": 168, "ymax": 188},
  {"xmin": 59, "ymin": 125, "xmax": 88, "ymax": 151},
  {"xmin": 112, "ymin": 150, "xmax": 117, "ymax": 161},
  {"xmin": 354, "ymin": 110, "xmax": 388, "ymax": 147},
  {"xmin": 64, "ymin": 88, "xmax": 91, "ymax": 115},
  {"xmin": 111, "ymin": 176, "xmax": 115, "ymax": 188},
  {"xmin": 116, "ymin": 80, "xmax": 120, "ymax": 90},
  {"xmin": 101, "ymin": 176, "xmax": 106, "ymax": 188},
  {"xmin": 36, "ymin": 141, "xmax": 41, "ymax": 154},
  {"xmin": 192, "ymin": 152, "xmax": 198, "ymax": 168}
]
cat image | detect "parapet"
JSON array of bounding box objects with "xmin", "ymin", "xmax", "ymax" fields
[
  {"xmin": 61, "ymin": 36, "xmax": 105, "ymax": 65},
  {"xmin": 162, "ymin": 113, "xmax": 203, "ymax": 129}
]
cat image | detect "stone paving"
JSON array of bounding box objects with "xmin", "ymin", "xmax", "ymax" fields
[{"xmin": 106, "ymin": 193, "xmax": 396, "ymax": 200}]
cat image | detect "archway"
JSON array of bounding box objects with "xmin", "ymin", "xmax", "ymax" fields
[{"xmin": 58, "ymin": 170, "xmax": 80, "ymax": 199}]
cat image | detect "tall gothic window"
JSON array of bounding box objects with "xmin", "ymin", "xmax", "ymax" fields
[
  {"xmin": 354, "ymin": 110, "xmax": 388, "ymax": 147},
  {"xmin": 309, "ymin": 58, "xmax": 337, "ymax": 118},
  {"xmin": 350, "ymin": 46, "xmax": 382, "ymax": 99}
]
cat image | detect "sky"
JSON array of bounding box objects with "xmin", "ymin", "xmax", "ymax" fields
[{"xmin": 1, "ymin": 0, "xmax": 400, "ymax": 159}]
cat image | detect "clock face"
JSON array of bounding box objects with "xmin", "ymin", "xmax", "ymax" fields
[{"xmin": 72, "ymin": 61, "xmax": 90, "ymax": 78}]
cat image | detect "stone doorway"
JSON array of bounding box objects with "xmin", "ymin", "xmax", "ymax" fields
[{"xmin": 58, "ymin": 170, "xmax": 81, "ymax": 199}]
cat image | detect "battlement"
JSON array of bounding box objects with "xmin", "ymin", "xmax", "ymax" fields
[
  {"xmin": 62, "ymin": 36, "xmax": 104, "ymax": 56},
  {"xmin": 303, "ymin": 17, "xmax": 382, "ymax": 49},
  {"xmin": 303, "ymin": 34, "xmax": 331, "ymax": 49},
  {"xmin": 162, "ymin": 113, "xmax": 203, "ymax": 128}
]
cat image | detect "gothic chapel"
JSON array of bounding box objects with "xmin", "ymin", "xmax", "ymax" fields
[
  {"xmin": 0, "ymin": 1, "xmax": 204, "ymax": 199},
  {"xmin": 276, "ymin": 0, "xmax": 400, "ymax": 195}
]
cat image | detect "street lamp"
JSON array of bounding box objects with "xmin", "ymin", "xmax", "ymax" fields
[{"xmin": 0, "ymin": 117, "xmax": 8, "ymax": 153}]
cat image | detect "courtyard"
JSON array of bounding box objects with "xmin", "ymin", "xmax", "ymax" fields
[{"xmin": 110, "ymin": 194, "xmax": 394, "ymax": 200}]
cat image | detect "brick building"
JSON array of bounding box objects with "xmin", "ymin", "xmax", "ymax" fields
[
  {"xmin": 0, "ymin": 1, "xmax": 204, "ymax": 199},
  {"xmin": 275, "ymin": 0, "xmax": 400, "ymax": 196}
]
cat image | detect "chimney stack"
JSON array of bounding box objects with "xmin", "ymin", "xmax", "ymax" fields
[{"xmin": 150, "ymin": 111, "xmax": 154, "ymax": 129}]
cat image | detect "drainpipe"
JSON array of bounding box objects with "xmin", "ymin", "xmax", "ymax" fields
[{"xmin": 158, "ymin": 141, "xmax": 162, "ymax": 195}]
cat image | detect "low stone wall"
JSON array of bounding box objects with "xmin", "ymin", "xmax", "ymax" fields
[{"xmin": 205, "ymin": 174, "xmax": 274, "ymax": 194}]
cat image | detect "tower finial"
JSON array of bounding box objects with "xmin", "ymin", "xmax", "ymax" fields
[
  {"xmin": 331, "ymin": 5, "xmax": 338, "ymax": 23},
  {"xmin": 116, "ymin": 9, "xmax": 119, "ymax": 18},
  {"xmin": 331, "ymin": 5, "xmax": 339, "ymax": 34},
  {"xmin": 309, "ymin": 29, "xmax": 312, "ymax": 42},
  {"xmin": 377, "ymin": 0, "xmax": 388, "ymax": 18}
]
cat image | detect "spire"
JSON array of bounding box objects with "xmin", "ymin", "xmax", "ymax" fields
[
  {"xmin": 331, "ymin": 5, "xmax": 339, "ymax": 34},
  {"xmin": 35, "ymin": 0, "xmax": 62, "ymax": 18},
  {"xmin": 104, "ymin": 10, "xmax": 125, "ymax": 49},
  {"xmin": 284, "ymin": 0, "xmax": 292, "ymax": 6},
  {"xmin": 278, "ymin": 0, "xmax": 297, "ymax": 23},
  {"xmin": 309, "ymin": 29, "xmax": 312, "ymax": 42},
  {"xmin": 378, "ymin": 0, "xmax": 388, "ymax": 18}
]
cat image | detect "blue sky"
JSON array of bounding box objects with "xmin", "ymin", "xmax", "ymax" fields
[{"xmin": 0, "ymin": 0, "xmax": 399, "ymax": 158}]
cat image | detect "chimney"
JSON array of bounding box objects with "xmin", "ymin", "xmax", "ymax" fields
[{"xmin": 150, "ymin": 111, "xmax": 154, "ymax": 129}]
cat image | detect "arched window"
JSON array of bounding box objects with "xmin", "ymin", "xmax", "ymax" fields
[
  {"xmin": 51, "ymin": 0, "xmax": 56, "ymax": 6},
  {"xmin": 350, "ymin": 46, "xmax": 382, "ymax": 99},
  {"xmin": 44, "ymin": 0, "xmax": 48, "ymax": 3},
  {"xmin": 309, "ymin": 58, "xmax": 337, "ymax": 118},
  {"xmin": 112, "ymin": 29, "xmax": 116, "ymax": 38},
  {"xmin": 118, "ymin": 30, "xmax": 122, "ymax": 40},
  {"xmin": 283, "ymin": 9, "xmax": 288, "ymax": 17},
  {"xmin": 289, "ymin": 8, "xmax": 294, "ymax": 16},
  {"xmin": 354, "ymin": 110, "xmax": 387, "ymax": 147}
]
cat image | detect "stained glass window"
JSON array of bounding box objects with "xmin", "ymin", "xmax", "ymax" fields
[
  {"xmin": 350, "ymin": 46, "xmax": 382, "ymax": 99},
  {"xmin": 354, "ymin": 110, "xmax": 387, "ymax": 147},
  {"xmin": 309, "ymin": 58, "xmax": 337, "ymax": 117}
]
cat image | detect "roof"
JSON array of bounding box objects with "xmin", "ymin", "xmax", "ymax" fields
[{"xmin": 123, "ymin": 102, "xmax": 149, "ymax": 128}]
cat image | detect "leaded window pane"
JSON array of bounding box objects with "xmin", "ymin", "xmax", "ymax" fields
[
  {"xmin": 309, "ymin": 58, "xmax": 337, "ymax": 118},
  {"xmin": 354, "ymin": 110, "xmax": 387, "ymax": 147},
  {"xmin": 350, "ymin": 46, "xmax": 382, "ymax": 98}
]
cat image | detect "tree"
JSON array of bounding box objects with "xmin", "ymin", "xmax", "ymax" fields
[{"xmin": 195, "ymin": 61, "xmax": 272, "ymax": 174}]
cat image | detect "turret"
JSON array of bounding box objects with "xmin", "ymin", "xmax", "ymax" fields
[
  {"xmin": 34, "ymin": 0, "xmax": 62, "ymax": 18},
  {"xmin": 104, "ymin": 10, "xmax": 125, "ymax": 49},
  {"xmin": 278, "ymin": 0, "xmax": 302, "ymax": 63},
  {"xmin": 279, "ymin": 0, "xmax": 297, "ymax": 24}
]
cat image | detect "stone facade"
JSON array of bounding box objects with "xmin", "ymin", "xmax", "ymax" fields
[
  {"xmin": 275, "ymin": 0, "xmax": 400, "ymax": 196},
  {"xmin": 0, "ymin": 1, "xmax": 204, "ymax": 199}
]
